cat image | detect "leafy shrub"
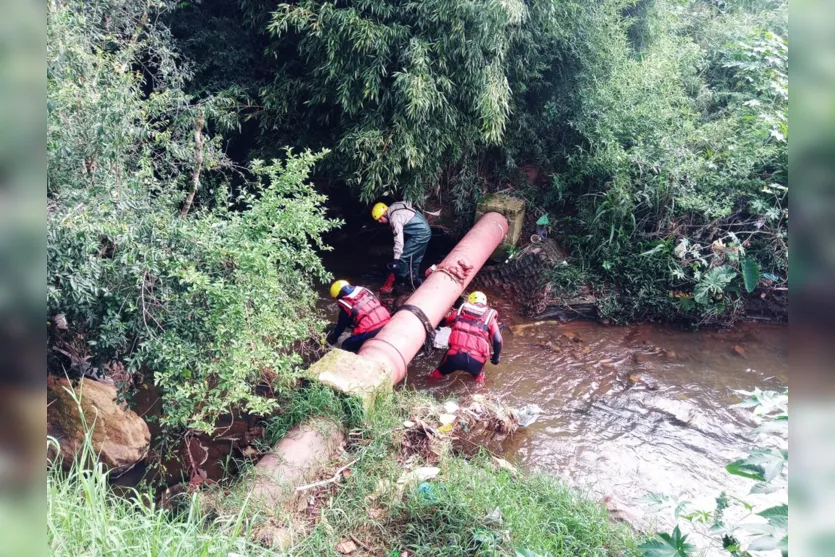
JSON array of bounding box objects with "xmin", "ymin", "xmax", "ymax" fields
[
  {"xmin": 47, "ymin": 0, "xmax": 339, "ymax": 433},
  {"xmin": 47, "ymin": 387, "xmax": 270, "ymax": 556},
  {"xmin": 536, "ymin": 0, "xmax": 788, "ymax": 322},
  {"xmin": 262, "ymin": 0, "xmax": 526, "ymax": 201}
]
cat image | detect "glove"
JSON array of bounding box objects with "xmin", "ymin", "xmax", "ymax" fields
[
  {"xmin": 387, "ymin": 260, "xmax": 401, "ymax": 272},
  {"xmin": 379, "ymin": 272, "xmax": 396, "ymax": 294},
  {"xmin": 490, "ymin": 355, "xmax": 500, "ymax": 365}
]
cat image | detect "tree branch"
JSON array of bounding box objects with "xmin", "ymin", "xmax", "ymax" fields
[{"xmin": 180, "ymin": 112, "xmax": 205, "ymax": 218}]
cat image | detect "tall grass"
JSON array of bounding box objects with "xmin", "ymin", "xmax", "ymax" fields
[
  {"xmin": 47, "ymin": 386, "xmax": 270, "ymax": 556},
  {"xmin": 47, "ymin": 385, "xmax": 635, "ymax": 556},
  {"xmin": 284, "ymin": 391, "xmax": 637, "ymax": 556}
]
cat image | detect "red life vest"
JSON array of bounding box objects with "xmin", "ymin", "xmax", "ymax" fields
[
  {"xmin": 337, "ymin": 287, "xmax": 391, "ymax": 334},
  {"xmin": 447, "ymin": 303, "xmax": 496, "ymax": 362}
]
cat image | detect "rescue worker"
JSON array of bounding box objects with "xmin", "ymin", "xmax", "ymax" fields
[
  {"xmin": 371, "ymin": 201, "xmax": 432, "ymax": 290},
  {"xmin": 326, "ymin": 280, "xmax": 391, "ymax": 353},
  {"xmin": 428, "ymin": 291, "xmax": 502, "ymax": 384}
]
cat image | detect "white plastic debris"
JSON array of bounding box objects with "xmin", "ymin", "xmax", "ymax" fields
[
  {"xmin": 442, "ymin": 400, "xmax": 459, "ymax": 414},
  {"xmin": 492, "ymin": 456, "xmax": 517, "ymax": 475},
  {"xmin": 397, "ymin": 467, "xmax": 440, "ymax": 486},
  {"xmin": 483, "ymin": 506, "xmax": 504, "ymax": 527},
  {"xmin": 516, "ymin": 404, "xmax": 543, "ymax": 427},
  {"xmin": 439, "ymin": 413, "xmax": 457, "ymax": 426},
  {"xmin": 433, "ymin": 326, "xmax": 452, "ymax": 349}
]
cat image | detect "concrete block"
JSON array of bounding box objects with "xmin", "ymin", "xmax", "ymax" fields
[
  {"xmin": 307, "ymin": 349, "xmax": 394, "ymax": 412},
  {"xmin": 475, "ymin": 194, "xmax": 526, "ymax": 260}
]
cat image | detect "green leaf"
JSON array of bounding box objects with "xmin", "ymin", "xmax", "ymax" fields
[
  {"xmin": 728, "ymin": 447, "xmax": 786, "ymax": 484},
  {"xmin": 750, "ymin": 482, "xmax": 781, "ymax": 495},
  {"xmin": 726, "ymin": 460, "xmax": 766, "ymax": 481},
  {"xmin": 748, "ymin": 534, "xmax": 784, "ymax": 551},
  {"xmin": 515, "ymin": 550, "xmax": 546, "ymax": 557},
  {"xmin": 758, "ymin": 504, "xmax": 788, "ymax": 529},
  {"xmin": 637, "ymin": 526, "xmax": 696, "ymax": 557},
  {"xmin": 741, "ymin": 258, "xmax": 760, "ymax": 293}
]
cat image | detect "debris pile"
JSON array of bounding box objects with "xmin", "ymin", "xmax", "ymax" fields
[{"xmin": 398, "ymin": 395, "xmax": 541, "ymax": 461}]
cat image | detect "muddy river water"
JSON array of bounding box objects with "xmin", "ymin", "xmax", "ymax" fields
[{"xmin": 324, "ymin": 284, "xmax": 788, "ymax": 526}]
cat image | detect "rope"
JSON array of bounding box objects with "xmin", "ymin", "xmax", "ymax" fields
[
  {"xmin": 397, "ymin": 304, "xmax": 436, "ymax": 355},
  {"xmin": 435, "ymin": 267, "xmax": 463, "ymax": 286}
]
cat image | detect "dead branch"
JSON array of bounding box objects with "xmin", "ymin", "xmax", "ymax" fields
[
  {"xmin": 295, "ymin": 459, "xmax": 358, "ymax": 492},
  {"xmin": 180, "ymin": 112, "xmax": 205, "ymax": 218},
  {"xmin": 349, "ymin": 534, "xmax": 373, "ymax": 553}
]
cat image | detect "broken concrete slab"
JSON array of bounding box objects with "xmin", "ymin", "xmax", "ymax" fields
[
  {"xmin": 307, "ymin": 349, "xmax": 394, "ymax": 412},
  {"xmin": 475, "ymin": 194, "xmax": 526, "ymax": 261},
  {"xmin": 249, "ymin": 417, "xmax": 345, "ymax": 511}
]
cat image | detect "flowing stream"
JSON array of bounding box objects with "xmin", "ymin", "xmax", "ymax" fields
[{"xmin": 323, "ymin": 281, "xmax": 788, "ymax": 526}]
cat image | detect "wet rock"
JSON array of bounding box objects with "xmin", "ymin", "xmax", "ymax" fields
[
  {"xmin": 510, "ymin": 320, "xmax": 559, "ymax": 336},
  {"xmin": 646, "ymin": 398, "xmax": 697, "ymax": 425},
  {"xmin": 561, "ymin": 331, "xmax": 582, "ymax": 343},
  {"xmin": 631, "ymin": 352, "xmax": 648, "ymax": 365},
  {"xmin": 47, "ymin": 376, "xmax": 150, "ymax": 473},
  {"xmin": 627, "ymin": 373, "xmax": 659, "ymax": 391}
]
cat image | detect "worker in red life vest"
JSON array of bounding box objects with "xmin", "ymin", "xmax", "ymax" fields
[
  {"xmin": 326, "ymin": 280, "xmax": 392, "ymax": 353},
  {"xmin": 428, "ymin": 291, "xmax": 503, "ymax": 384}
]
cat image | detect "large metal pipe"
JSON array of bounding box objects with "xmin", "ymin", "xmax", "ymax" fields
[{"xmin": 358, "ymin": 212, "xmax": 508, "ymax": 384}]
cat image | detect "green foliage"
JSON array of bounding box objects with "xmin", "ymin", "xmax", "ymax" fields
[
  {"xmin": 245, "ymin": 390, "xmax": 636, "ymax": 554},
  {"xmin": 262, "ymin": 383, "xmax": 364, "ymax": 446},
  {"xmin": 638, "ymin": 390, "xmax": 788, "ymax": 556},
  {"xmin": 726, "ymin": 448, "xmax": 787, "ymax": 483},
  {"xmin": 47, "ymin": 386, "xmax": 270, "ymax": 556},
  {"xmin": 638, "ymin": 526, "xmax": 696, "ymax": 557},
  {"xmin": 48, "ymin": 386, "xmax": 636, "ymax": 555},
  {"xmin": 533, "ymin": 0, "xmax": 788, "ymax": 322},
  {"xmin": 262, "ymin": 0, "xmax": 526, "ymax": 202},
  {"xmin": 741, "ymin": 258, "xmax": 761, "ymax": 293},
  {"xmin": 47, "ymin": 0, "xmax": 339, "ymax": 434},
  {"xmin": 693, "ymin": 266, "xmax": 737, "ymax": 306}
]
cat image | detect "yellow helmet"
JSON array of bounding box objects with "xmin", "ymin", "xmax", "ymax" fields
[
  {"xmin": 371, "ymin": 202, "xmax": 388, "ymax": 221},
  {"xmin": 330, "ymin": 280, "xmax": 350, "ymax": 298},
  {"xmin": 468, "ymin": 291, "xmax": 487, "ymax": 305}
]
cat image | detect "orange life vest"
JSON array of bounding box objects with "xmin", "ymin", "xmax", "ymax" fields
[
  {"xmin": 337, "ymin": 287, "xmax": 391, "ymax": 334},
  {"xmin": 447, "ymin": 302, "xmax": 496, "ymax": 362}
]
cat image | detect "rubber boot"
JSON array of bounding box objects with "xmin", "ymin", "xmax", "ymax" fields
[
  {"xmin": 474, "ymin": 372, "xmax": 486, "ymax": 384},
  {"xmin": 427, "ymin": 369, "xmax": 444, "ymax": 380}
]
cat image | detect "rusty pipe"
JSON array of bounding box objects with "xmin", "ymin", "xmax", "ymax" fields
[{"xmin": 358, "ymin": 212, "xmax": 508, "ymax": 384}]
